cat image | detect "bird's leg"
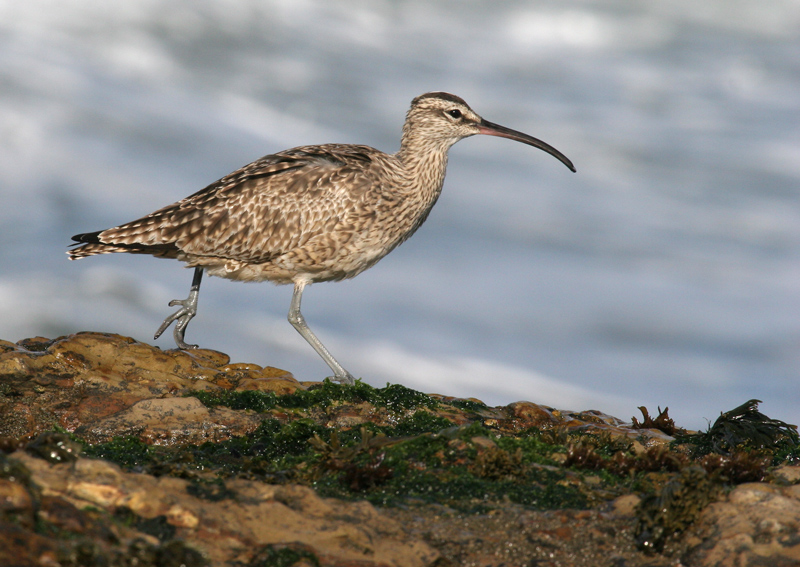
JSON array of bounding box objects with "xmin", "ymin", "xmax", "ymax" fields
[
  {"xmin": 288, "ymin": 281, "xmax": 355, "ymax": 385},
  {"xmin": 154, "ymin": 267, "xmax": 204, "ymax": 349}
]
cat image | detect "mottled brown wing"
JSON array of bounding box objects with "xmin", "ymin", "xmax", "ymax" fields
[{"xmin": 82, "ymin": 145, "xmax": 381, "ymax": 263}]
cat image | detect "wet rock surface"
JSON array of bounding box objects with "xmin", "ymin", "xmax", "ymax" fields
[
  {"xmin": 0, "ymin": 332, "xmax": 797, "ymax": 566},
  {"xmin": 0, "ymin": 333, "xmax": 297, "ymax": 443},
  {"xmin": 5, "ymin": 451, "xmax": 437, "ymax": 566},
  {"xmin": 683, "ymin": 482, "xmax": 800, "ymax": 566}
]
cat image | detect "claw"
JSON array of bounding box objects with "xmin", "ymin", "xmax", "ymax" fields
[
  {"xmin": 326, "ymin": 372, "xmax": 356, "ymax": 385},
  {"xmin": 154, "ymin": 296, "xmax": 198, "ymax": 349},
  {"xmin": 154, "ymin": 268, "xmax": 203, "ymax": 350}
]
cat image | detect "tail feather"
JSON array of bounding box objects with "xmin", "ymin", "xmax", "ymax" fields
[
  {"xmin": 68, "ymin": 230, "xmax": 179, "ymax": 260},
  {"xmin": 71, "ymin": 230, "xmax": 102, "ymax": 243}
]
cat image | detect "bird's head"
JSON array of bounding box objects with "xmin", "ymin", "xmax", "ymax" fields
[{"xmin": 402, "ymin": 92, "xmax": 575, "ymax": 172}]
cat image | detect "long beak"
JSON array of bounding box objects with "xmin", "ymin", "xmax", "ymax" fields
[{"xmin": 478, "ymin": 119, "xmax": 576, "ymax": 172}]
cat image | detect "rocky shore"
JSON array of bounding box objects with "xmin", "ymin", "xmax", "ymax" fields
[{"xmin": 1, "ymin": 332, "xmax": 798, "ymax": 566}]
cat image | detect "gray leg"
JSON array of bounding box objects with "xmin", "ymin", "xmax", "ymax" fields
[
  {"xmin": 288, "ymin": 281, "xmax": 355, "ymax": 385},
  {"xmin": 154, "ymin": 267, "xmax": 203, "ymax": 349}
]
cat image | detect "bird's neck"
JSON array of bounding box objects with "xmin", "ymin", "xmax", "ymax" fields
[{"xmin": 395, "ymin": 133, "xmax": 453, "ymax": 200}]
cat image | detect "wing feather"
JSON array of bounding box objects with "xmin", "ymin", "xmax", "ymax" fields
[{"xmin": 78, "ymin": 145, "xmax": 383, "ymax": 264}]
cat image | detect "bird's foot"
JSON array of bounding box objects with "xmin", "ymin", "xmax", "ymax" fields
[
  {"xmin": 327, "ymin": 371, "xmax": 356, "ymax": 386},
  {"xmin": 154, "ymin": 295, "xmax": 199, "ymax": 349}
]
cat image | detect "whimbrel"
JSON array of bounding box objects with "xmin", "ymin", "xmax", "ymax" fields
[{"xmin": 69, "ymin": 92, "xmax": 575, "ymax": 384}]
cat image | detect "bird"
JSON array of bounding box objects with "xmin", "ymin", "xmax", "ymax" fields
[{"xmin": 68, "ymin": 92, "xmax": 575, "ymax": 385}]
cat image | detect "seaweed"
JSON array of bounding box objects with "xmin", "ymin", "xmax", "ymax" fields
[
  {"xmin": 699, "ymin": 451, "xmax": 770, "ymax": 484},
  {"xmin": 564, "ymin": 440, "xmax": 606, "ymax": 471},
  {"xmin": 306, "ymin": 423, "xmax": 587, "ymax": 510},
  {"xmin": 309, "ymin": 428, "xmax": 394, "ymax": 490},
  {"xmin": 469, "ymin": 445, "xmax": 525, "ymax": 481},
  {"xmin": 679, "ymin": 399, "xmax": 799, "ymax": 456},
  {"xmin": 631, "ymin": 406, "xmax": 681, "ymax": 436},
  {"xmin": 635, "ymin": 466, "xmax": 721, "ymax": 553},
  {"xmin": 36, "ymin": 390, "xmax": 800, "ymax": 559}
]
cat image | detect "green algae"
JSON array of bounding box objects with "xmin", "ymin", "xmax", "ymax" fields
[
  {"xmin": 83, "ymin": 435, "xmax": 155, "ymax": 468},
  {"xmin": 378, "ymin": 411, "xmax": 454, "ymax": 436},
  {"xmin": 76, "ymin": 418, "xmax": 587, "ymax": 512},
  {"xmin": 25, "ymin": 396, "xmax": 798, "ymax": 559},
  {"xmin": 449, "ymin": 399, "xmax": 489, "ymax": 412},
  {"xmin": 307, "ymin": 422, "xmax": 587, "ymax": 510},
  {"xmin": 192, "ymin": 380, "xmax": 440, "ymax": 413},
  {"xmin": 193, "ymin": 389, "xmax": 280, "ymax": 412}
]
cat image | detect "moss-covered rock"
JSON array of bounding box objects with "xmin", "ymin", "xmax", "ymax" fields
[{"xmin": 0, "ymin": 332, "xmax": 798, "ymax": 566}]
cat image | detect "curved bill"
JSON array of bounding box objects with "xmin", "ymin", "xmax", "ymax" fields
[{"xmin": 478, "ymin": 119, "xmax": 576, "ymax": 172}]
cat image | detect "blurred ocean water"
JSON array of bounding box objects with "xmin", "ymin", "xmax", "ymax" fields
[{"xmin": 1, "ymin": 0, "xmax": 798, "ymax": 429}]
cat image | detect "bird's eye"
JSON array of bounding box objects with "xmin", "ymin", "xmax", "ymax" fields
[{"xmin": 447, "ymin": 109, "xmax": 462, "ymax": 119}]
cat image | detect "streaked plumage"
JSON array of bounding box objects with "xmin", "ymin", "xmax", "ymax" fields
[{"xmin": 69, "ymin": 92, "xmax": 575, "ymax": 384}]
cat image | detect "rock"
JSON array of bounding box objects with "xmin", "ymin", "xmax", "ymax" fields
[
  {"xmin": 1, "ymin": 332, "xmax": 797, "ymax": 567},
  {"xmin": 8, "ymin": 451, "xmax": 440, "ymax": 566},
  {"xmin": 0, "ymin": 523, "xmax": 60, "ymax": 567},
  {"xmin": 773, "ymin": 464, "xmax": 800, "ymax": 484},
  {"xmin": 0, "ymin": 477, "xmax": 35, "ymax": 527},
  {"xmin": 76, "ymin": 397, "xmax": 264, "ymax": 445},
  {"xmin": 0, "ymin": 332, "xmax": 300, "ymax": 443},
  {"xmin": 684, "ymin": 482, "xmax": 800, "ymax": 566},
  {"xmin": 612, "ymin": 494, "xmax": 641, "ymax": 517},
  {"xmin": 504, "ymin": 401, "xmax": 561, "ymax": 429}
]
